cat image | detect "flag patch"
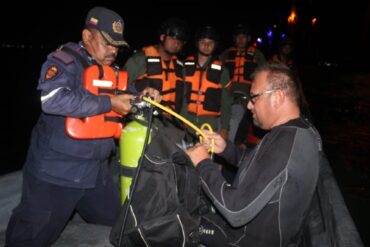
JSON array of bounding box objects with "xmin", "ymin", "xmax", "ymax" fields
[{"xmin": 45, "ymin": 65, "xmax": 59, "ymax": 80}]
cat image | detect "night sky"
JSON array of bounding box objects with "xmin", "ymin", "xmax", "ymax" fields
[{"xmin": 3, "ymin": 1, "xmax": 369, "ymax": 62}]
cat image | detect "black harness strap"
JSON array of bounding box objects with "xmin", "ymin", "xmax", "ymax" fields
[
  {"xmin": 120, "ymin": 166, "xmax": 137, "ymax": 178},
  {"xmin": 98, "ymin": 88, "xmax": 126, "ymax": 95},
  {"xmin": 104, "ymin": 116, "xmax": 123, "ymax": 123},
  {"xmin": 161, "ymin": 88, "xmax": 176, "ymax": 95}
]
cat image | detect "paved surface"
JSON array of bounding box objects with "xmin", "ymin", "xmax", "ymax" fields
[{"xmin": 0, "ymin": 171, "xmax": 114, "ymax": 246}]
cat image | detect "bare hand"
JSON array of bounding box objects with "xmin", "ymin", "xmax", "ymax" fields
[
  {"xmin": 186, "ymin": 143, "xmax": 210, "ymax": 167},
  {"xmin": 200, "ymin": 130, "xmax": 227, "ymax": 154},
  {"xmin": 141, "ymin": 87, "xmax": 162, "ymax": 103},
  {"xmin": 110, "ymin": 94, "xmax": 135, "ymax": 115}
]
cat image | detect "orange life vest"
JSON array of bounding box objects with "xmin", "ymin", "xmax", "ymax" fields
[
  {"xmin": 141, "ymin": 45, "xmax": 184, "ymax": 110},
  {"xmin": 224, "ymin": 46, "xmax": 258, "ymax": 92},
  {"xmin": 65, "ymin": 65, "xmax": 128, "ymax": 139},
  {"xmin": 184, "ymin": 56, "xmax": 222, "ymax": 116}
]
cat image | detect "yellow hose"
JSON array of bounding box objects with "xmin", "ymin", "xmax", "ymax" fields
[
  {"xmin": 142, "ymin": 97, "xmax": 214, "ymax": 154},
  {"xmin": 200, "ymin": 123, "xmax": 215, "ymax": 153}
]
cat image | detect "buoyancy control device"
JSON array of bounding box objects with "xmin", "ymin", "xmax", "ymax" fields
[{"xmin": 111, "ymin": 98, "xmax": 202, "ymax": 246}]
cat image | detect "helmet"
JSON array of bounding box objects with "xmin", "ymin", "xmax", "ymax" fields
[
  {"xmin": 232, "ymin": 24, "xmax": 250, "ymax": 37},
  {"xmin": 194, "ymin": 25, "xmax": 219, "ymax": 42},
  {"xmin": 159, "ymin": 18, "xmax": 189, "ymax": 42}
]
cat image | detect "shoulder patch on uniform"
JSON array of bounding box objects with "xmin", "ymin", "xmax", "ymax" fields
[
  {"xmin": 45, "ymin": 65, "xmax": 59, "ymax": 80},
  {"xmin": 52, "ymin": 50, "xmax": 75, "ymax": 65}
]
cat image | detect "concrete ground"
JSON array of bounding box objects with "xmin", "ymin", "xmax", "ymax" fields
[{"xmin": 0, "ymin": 171, "xmax": 114, "ymax": 246}]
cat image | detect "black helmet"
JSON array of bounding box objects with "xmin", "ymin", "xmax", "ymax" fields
[
  {"xmin": 194, "ymin": 25, "xmax": 219, "ymax": 42},
  {"xmin": 159, "ymin": 18, "xmax": 189, "ymax": 42},
  {"xmin": 232, "ymin": 24, "xmax": 250, "ymax": 37}
]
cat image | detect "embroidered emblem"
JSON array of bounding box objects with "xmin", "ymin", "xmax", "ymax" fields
[
  {"xmin": 45, "ymin": 65, "xmax": 59, "ymax": 80},
  {"xmin": 112, "ymin": 20, "xmax": 123, "ymax": 34}
]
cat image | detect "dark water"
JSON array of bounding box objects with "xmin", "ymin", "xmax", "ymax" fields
[
  {"xmin": 1, "ymin": 47, "xmax": 369, "ymax": 245},
  {"xmin": 1, "ymin": 47, "xmax": 45, "ymax": 174},
  {"xmin": 301, "ymin": 64, "xmax": 370, "ymax": 246}
]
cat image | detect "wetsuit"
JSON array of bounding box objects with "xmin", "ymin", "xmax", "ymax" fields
[{"xmin": 198, "ymin": 118, "xmax": 321, "ymax": 247}]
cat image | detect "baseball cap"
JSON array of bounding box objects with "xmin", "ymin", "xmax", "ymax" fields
[{"xmin": 85, "ymin": 7, "xmax": 128, "ymax": 47}]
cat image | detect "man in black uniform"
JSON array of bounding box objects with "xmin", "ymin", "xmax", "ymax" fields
[{"xmin": 187, "ymin": 63, "xmax": 321, "ymax": 246}]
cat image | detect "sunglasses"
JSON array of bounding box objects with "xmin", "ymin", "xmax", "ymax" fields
[{"xmin": 248, "ymin": 89, "xmax": 280, "ymax": 105}]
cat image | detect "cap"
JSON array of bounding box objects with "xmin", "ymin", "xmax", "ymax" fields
[{"xmin": 85, "ymin": 7, "xmax": 128, "ymax": 47}]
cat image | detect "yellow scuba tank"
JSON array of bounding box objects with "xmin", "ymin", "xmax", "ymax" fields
[{"xmin": 119, "ymin": 116, "xmax": 151, "ymax": 204}]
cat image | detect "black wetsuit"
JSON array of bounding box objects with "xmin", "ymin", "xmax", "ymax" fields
[{"xmin": 198, "ymin": 118, "xmax": 321, "ymax": 247}]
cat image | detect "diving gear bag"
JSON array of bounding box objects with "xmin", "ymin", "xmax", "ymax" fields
[{"xmin": 110, "ymin": 119, "xmax": 201, "ymax": 246}]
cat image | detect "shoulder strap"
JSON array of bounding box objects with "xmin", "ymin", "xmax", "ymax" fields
[{"xmin": 61, "ymin": 46, "xmax": 90, "ymax": 69}]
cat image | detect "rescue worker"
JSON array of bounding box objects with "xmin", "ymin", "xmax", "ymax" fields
[
  {"xmin": 270, "ymin": 38, "xmax": 296, "ymax": 71},
  {"xmin": 123, "ymin": 18, "xmax": 188, "ymax": 112},
  {"xmin": 220, "ymin": 24, "xmax": 266, "ymax": 144},
  {"xmin": 5, "ymin": 7, "xmax": 159, "ymax": 247},
  {"xmin": 182, "ymin": 26, "xmax": 232, "ymax": 140},
  {"xmin": 187, "ymin": 63, "xmax": 321, "ymax": 247}
]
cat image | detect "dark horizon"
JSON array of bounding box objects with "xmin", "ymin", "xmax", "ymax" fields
[{"xmin": 2, "ymin": 1, "xmax": 369, "ymax": 65}]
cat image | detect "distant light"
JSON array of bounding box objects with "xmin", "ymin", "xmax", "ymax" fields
[
  {"xmin": 267, "ymin": 29, "xmax": 273, "ymax": 38},
  {"xmin": 311, "ymin": 17, "xmax": 317, "ymax": 26},
  {"xmin": 273, "ymin": 24, "xmax": 277, "ymax": 28},
  {"xmin": 288, "ymin": 9, "xmax": 297, "ymax": 24},
  {"xmin": 1, "ymin": 43, "xmax": 43, "ymax": 49},
  {"xmin": 257, "ymin": 37, "xmax": 263, "ymax": 44},
  {"xmin": 1, "ymin": 44, "xmax": 15, "ymax": 48},
  {"xmin": 281, "ymin": 33, "xmax": 286, "ymax": 39}
]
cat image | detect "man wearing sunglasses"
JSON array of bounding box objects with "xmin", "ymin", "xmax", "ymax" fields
[{"xmin": 187, "ymin": 62, "xmax": 321, "ymax": 247}]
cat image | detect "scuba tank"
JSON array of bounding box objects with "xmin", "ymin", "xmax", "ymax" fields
[{"xmin": 119, "ymin": 98, "xmax": 153, "ymax": 204}]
